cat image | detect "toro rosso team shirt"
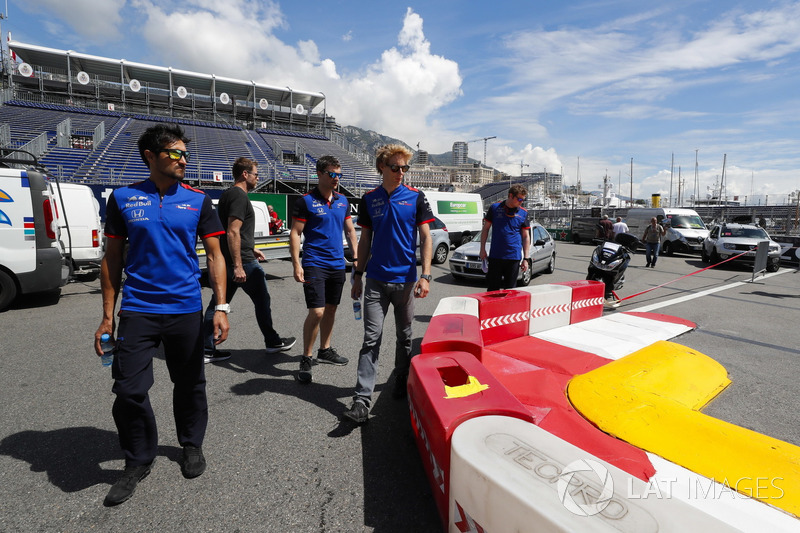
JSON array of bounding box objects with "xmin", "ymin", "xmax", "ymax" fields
[
  {"xmin": 357, "ymin": 184, "xmax": 434, "ymax": 283},
  {"xmin": 105, "ymin": 179, "xmax": 224, "ymax": 313},
  {"xmin": 484, "ymin": 200, "xmax": 531, "ymax": 260},
  {"xmin": 292, "ymin": 187, "xmax": 351, "ymax": 269}
]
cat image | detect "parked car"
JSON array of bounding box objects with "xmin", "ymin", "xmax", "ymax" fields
[
  {"xmin": 344, "ymin": 215, "xmax": 450, "ymax": 266},
  {"xmin": 701, "ymin": 223, "xmax": 781, "ymax": 272},
  {"xmin": 449, "ymin": 222, "xmax": 556, "ymax": 285}
]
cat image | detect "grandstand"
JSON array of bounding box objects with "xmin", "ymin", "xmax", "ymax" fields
[{"xmin": 1, "ymin": 41, "xmax": 380, "ymax": 195}]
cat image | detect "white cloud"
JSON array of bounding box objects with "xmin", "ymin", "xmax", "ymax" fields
[{"xmin": 20, "ymin": 0, "xmax": 126, "ymax": 41}]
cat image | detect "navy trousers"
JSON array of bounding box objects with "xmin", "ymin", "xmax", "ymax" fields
[{"xmin": 111, "ymin": 311, "xmax": 207, "ymax": 467}]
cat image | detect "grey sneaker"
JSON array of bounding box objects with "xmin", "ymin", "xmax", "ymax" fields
[
  {"xmin": 317, "ymin": 347, "xmax": 348, "ymax": 366},
  {"xmin": 296, "ymin": 356, "xmax": 313, "ymax": 383},
  {"xmin": 181, "ymin": 446, "xmax": 206, "ymax": 479},
  {"xmin": 343, "ymin": 400, "xmax": 369, "ymax": 424},
  {"xmin": 104, "ymin": 459, "xmax": 155, "ymax": 506},
  {"xmin": 265, "ymin": 337, "xmax": 297, "ymax": 354}
]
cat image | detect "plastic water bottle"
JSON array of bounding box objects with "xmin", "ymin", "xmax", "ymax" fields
[
  {"xmin": 100, "ymin": 333, "xmax": 115, "ymax": 366},
  {"xmin": 353, "ymin": 299, "xmax": 362, "ymax": 320}
]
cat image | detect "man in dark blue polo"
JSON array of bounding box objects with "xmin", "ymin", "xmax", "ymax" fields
[
  {"xmin": 345, "ymin": 144, "xmax": 434, "ymax": 423},
  {"xmin": 289, "ymin": 155, "xmax": 358, "ymax": 383},
  {"xmin": 479, "ymin": 184, "xmax": 531, "ymax": 291}
]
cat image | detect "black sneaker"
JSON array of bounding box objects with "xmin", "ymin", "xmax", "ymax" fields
[
  {"xmin": 296, "ymin": 356, "xmax": 313, "ymax": 383},
  {"xmin": 265, "ymin": 337, "xmax": 297, "ymax": 354},
  {"xmin": 343, "ymin": 400, "xmax": 369, "ymax": 424},
  {"xmin": 317, "ymin": 347, "xmax": 348, "ymax": 366},
  {"xmin": 204, "ymin": 350, "xmax": 231, "ymax": 364},
  {"xmin": 104, "ymin": 459, "xmax": 155, "ymax": 506},
  {"xmin": 181, "ymin": 446, "xmax": 206, "ymax": 479}
]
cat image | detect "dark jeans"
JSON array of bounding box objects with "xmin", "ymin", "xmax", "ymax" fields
[
  {"xmin": 112, "ymin": 311, "xmax": 207, "ymax": 467},
  {"xmin": 487, "ymin": 257, "xmax": 520, "ymax": 291},
  {"xmin": 645, "ymin": 242, "xmax": 660, "ymax": 266},
  {"xmin": 203, "ymin": 260, "xmax": 280, "ymax": 351}
]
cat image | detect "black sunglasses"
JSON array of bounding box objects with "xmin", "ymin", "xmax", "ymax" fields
[
  {"xmin": 387, "ymin": 164, "xmax": 410, "ymax": 173},
  {"xmin": 157, "ymin": 148, "xmax": 190, "ymax": 162}
]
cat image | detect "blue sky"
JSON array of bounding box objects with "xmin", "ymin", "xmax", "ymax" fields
[{"xmin": 8, "ymin": 0, "xmax": 800, "ymax": 203}]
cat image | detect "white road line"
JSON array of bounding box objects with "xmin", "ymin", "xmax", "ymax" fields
[{"xmin": 629, "ymin": 268, "xmax": 792, "ymax": 313}]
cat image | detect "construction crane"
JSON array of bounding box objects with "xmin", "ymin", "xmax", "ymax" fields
[{"xmin": 466, "ymin": 136, "xmax": 496, "ymax": 166}]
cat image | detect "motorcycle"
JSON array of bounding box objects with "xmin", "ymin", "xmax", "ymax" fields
[{"xmin": 586, "ymin": 233, "xmax": 640, "ymax": 304}]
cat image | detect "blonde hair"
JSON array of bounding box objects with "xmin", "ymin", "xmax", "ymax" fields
[{"xmin": 375, "ymin": 144, "xmax": 413, "ymax": 174}]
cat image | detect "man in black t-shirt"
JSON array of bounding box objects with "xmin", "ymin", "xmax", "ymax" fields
[{"xmin": 202, "ymin": 157, "xmax": 295, "ymax": 362}]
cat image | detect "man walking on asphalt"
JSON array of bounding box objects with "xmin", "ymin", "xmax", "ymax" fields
[
  {"xmin": 479, "ymin": 185, "xmax": 531, "ymax": 292},
  {"xmin": 95, "ymin": 124, "xmax": 229, "ymax": 505},
  {"xmin": 202, "ymin": 157, "xmax": 295, "ymax": 362},
  {"xmin": 345, "ymin": 144, "xmax": 434, "ymax": 424},
  {"xmin": 290, "ymin": 155, "xmax": 358, "ymax": 383}
]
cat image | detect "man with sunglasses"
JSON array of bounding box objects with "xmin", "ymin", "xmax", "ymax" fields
[
  {"xmin": 202, "ymin": 157, "xmax": 296, "ymax": 363},
  {"xmin": 345, "ymin": 144, "xmax": 434, "ymax": 424},
  {"xmin": 479, "ymin": 184, "xmax": 531, "ymax": 291},
  {"xmin": 290, "ymin": 155, "xmax": 358, "ymax": 383},
  {"xmin": 95, "ymin": 124, "xmax": 228, "ymax": 505}
]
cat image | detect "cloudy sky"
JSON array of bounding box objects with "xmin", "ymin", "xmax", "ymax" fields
[{"xmin": 9, "ymin": 0, "xmax": 800, "ymax": 203}]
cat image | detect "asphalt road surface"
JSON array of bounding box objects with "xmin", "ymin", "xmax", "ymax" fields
[{"xmin": 1, "ymin": 242, "xmax": 798, "ymax": 532}]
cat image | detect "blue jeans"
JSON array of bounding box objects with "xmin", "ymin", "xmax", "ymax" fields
[
  {"xmin": 203, "ymin": 260, "xmax": 280, "ymax": 351},
  {"xmin": 645, "ymin": 242, "xmax": 660, "ymax": 266},
  {"xmin": 354, "ymin": 277, "xmax": 415, "ymax": 408}
]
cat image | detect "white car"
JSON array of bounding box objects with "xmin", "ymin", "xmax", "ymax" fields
[
  {"xmin": 701, "ymin": 223, "xmax": 781, "ymax": 272},
  {"xmin": 449, "ymin": 222, "xmax": 556, "ymax": 285},
  {"xmin": 344, "ymin": 215, "xmax": 451, "ymax": 266}
]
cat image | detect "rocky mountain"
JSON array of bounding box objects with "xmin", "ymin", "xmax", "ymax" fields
[{"xmin": 341, "ymin": 125, "xmax": 480, "ymax": 166}]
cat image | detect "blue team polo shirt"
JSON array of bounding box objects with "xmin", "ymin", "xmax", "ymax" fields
[
  {"xmin": 357, "ymin": 184, "xmax": 434, "ymax": 283},
  {"xmin": 104, "ymin": 179, "xmax": 223, "ymax": 313},
  {"xmin": 292, "ymin": 187, "xmax": 351, "ymax": 269},
  {"xmin": 484, "ymin": 200, "xmax": 531, "ymax": 260}
]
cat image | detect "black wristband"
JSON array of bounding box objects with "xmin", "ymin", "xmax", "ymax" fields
[{"xmin": 354, "ymin": 271, "xmax": 364, "ymax": 277}]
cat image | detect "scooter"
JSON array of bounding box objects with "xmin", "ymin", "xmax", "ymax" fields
[{"xmin": 586, "ymin": 233, "xmax": 640, "ymax": 305}]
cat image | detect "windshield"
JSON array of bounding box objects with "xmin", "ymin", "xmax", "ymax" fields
[
  {"xmin": 667, "ymin": 215, "xmax": 706, "ymax": 229},
  {"xmin": 722, "ymin": 227, "xmax": 769, "ymax": 239}
]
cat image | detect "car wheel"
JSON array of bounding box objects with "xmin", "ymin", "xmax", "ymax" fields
[
  {"xmin": 701, "ymin": 247, "xmax": 709, "ymax": 263},
  {"xmin": 545, "ymin": 254, "xmax": 555, "ymax": 274},
  {"xmin": 433, "ymin": 243, "xmax": 449, "ymax": 264},
  {"xmin": 767, "ymin": 258, "xmax": 780, "ymax": 272},
  {"xmin": 76, "ymin": 271, "xmax": 100, "ymax": 282},
  {"xmin": 662, "ymin": 241, "xmax": 672, "ymax": 256},
  {"xmin": 710, "ymin": 249, "xmax": 721, "ymax": 264},
  {"xmin": 0, "ymin": 270, "xmax": 18, "ymax": 311},
  {"xmin": 519, "ymin": 261, "xmax": 532, "ymax": 286},
  {"xmin": 572, "ymin": 233, "xmax": 581, "ymax": 244},
  {"xmin": 459, "ymin": 234, "xmax": 473, "ymax": 246}
]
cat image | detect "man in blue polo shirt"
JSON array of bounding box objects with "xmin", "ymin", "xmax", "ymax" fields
[
  {"xmin": 479, "ymin": 184, "xmax": 531, "ymax": 291},
  {"xmin": 94, "ymin": 124, "xmax": 229, "ymax": 505},
  {"xmin": 345, "ymin": 144, "xmax": 434, "ymax": 424},
  {"xmin": 290, "ymin": 155, "xmax": 358, "ymax": 383}
]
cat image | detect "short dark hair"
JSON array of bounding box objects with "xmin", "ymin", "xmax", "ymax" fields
[
  {"xmin": 316, "ymin": 155, "xmax": 340, "ymax": 175},
  {"xmin": 509, "ymin": 184, "xmax": 527, "ymax": 198},
  {"xmin": 232, "ymin": 157, "xmax": 257, "ymax": 180},
  {"xmin": 137, "ymin": 124, "xmax": 190, "ymax": 167}
]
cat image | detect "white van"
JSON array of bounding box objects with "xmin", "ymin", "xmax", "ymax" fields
[
  {"xmin": 423, "ymin": 191, "xmax": 484, "ymax": 246},
  {"xmin": 52, "ymin": 183, "xmax": 104, "ymax": 280},
  {"xmin": 211, "ymin": 198, "xmax": 271, "ymax": 237},
  {"xmin": 626, "ymin": 207, "xmax": 708, "ymax": 255},
  {"xmin": 0, "ymin": 166, "xmax": 70, "ymax": 310}
]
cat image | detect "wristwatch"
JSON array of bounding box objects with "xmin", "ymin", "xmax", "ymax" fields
[
  {"xmin": 420, "ymin": 274, "xmax": 432, "ymax": 282},
  {"xmin": 215, "ymin": 304, "xmax": 231, "ymax": 314}
]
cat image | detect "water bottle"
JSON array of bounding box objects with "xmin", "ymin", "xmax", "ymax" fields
[
  {"xmin": 353, "ymin": 299, "xmax": 362, "ymax": 320},
  {"xmin": 100, "ymin": 333, "xmax": 115, "ymax": 366}
]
